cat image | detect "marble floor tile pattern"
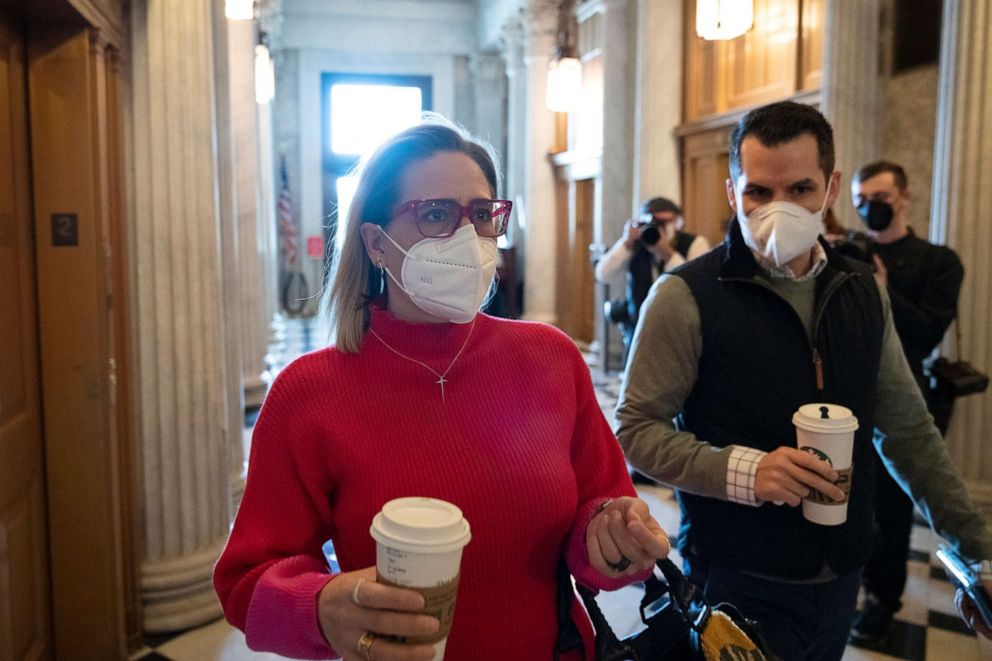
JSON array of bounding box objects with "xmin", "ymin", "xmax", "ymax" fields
[{"xmin": 129, "ymin": 319, "xmax": 992, "ymax": 660}]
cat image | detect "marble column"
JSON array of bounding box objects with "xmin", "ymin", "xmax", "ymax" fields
[
  {"xmin": 130, "ymin": 0, "xmax": 234, "ymax": 631},
  {"xmin": 593, "ymin": 0, "xmax": 636, "ymax": 369},
  {"xmin": 632, "ymin": 0, "xmax": 682, "ymax": 207},
  {"xmin": 470, "ymin": 52, "xmax": 507, "ymax": 160},
  {"xmin": 820, "ymin": 0, "xmax": 882, "ymax": 229},
  {"xmin": 257, "ymin": 95, "xmax": 286, "ymax": 348},
  {"xmin": 228, "ymin": 19, "xmax": 273, "ymax": 409},
  {"xmin": 213, "ymin": 0, "xmax": 249, "ymax": 522},
  {"xmin": 500, "ymin": 15, "xmax": 527, "ymax": 247},
  {"xmin": 931, "ymin": 0, "xmax": 992, "ymax": 514},
  {"xmin": 521, "ymin": 6, "xmax": 559, "ymax": 324},
  {"xmin": 499, "ymin": 15, "xmax": 529, "ymax": 320},
  {"xmin": 259, "ymin": 0, "xmax": 288, "ymax": 356},
  {"xmin": 598, "ymin": 0, "xmax": 635, "ymax": 244}
]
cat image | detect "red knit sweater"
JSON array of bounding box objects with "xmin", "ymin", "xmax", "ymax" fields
[{"xmin": 213, "ymin": 307, "xmax": 640, "ymax": 659}]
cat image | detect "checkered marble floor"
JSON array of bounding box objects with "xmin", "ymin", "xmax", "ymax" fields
[{"xmin": 129, "ymin": 322, "xmax": 992, "ymax": 660}]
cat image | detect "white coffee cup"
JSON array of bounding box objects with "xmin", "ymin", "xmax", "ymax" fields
[
  {"xmin": 370, "ymin": 497, "xmax": 471, "ymax": 661},
  {"xmin": 792, "ymin": 403, "xmax": 859, "ymax": 526}
]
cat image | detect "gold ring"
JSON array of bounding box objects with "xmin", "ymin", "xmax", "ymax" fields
[
  {"xmin": 357, "ymin": 631, "xmax": 377, "ymax": 660},
  {"xmin": 351, "ymin": 577, "xmax": 365, "ymax": 607}
]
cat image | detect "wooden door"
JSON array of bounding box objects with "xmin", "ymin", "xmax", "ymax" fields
[
  {"xmin": 724, "ymin": 0, "xmax": 799, "ymax": 109},
  {"xmin": 0, "ymin": 12, "xmax": 53, "ymax": 661},
  {"xmin": 683, "ymin": 127, "xmax": 734, "ymax": 246},
  {"xmin": 570, "ymin": 179, "xmax": 596, "ymax": 344}
]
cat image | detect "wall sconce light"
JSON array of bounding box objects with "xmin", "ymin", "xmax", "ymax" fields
[
  {"xmin": 696, "ymin": 0, "xmax": 753, "ymax": 40},
  {"xmin": 225, "ymin": 0, "xmax": 254, "ymax": 20},
  {"xmin": 255, "ymin": 38, "xmax": 275, "ymax": 105},
  {"xmin": 545, "ymin": 0, "xmax": 582, "ymax": 113}
]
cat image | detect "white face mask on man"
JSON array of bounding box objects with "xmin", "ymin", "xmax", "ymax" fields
[
  {"xmin": 736, "ymin": 189, "xmax": 830, "ymax": 267},
  {"xmin": 378, "ymin": 223, "xmax": 498, "ymax": 323}
]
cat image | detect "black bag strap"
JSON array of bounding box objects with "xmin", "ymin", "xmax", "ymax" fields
[
  {"xmin": 655, "ymin": 558, "xmax": 711, "ymax": 632},
  {"xmin": 574, "ymin": 583, "xmax": 641, "ymax": 661},
  {"xmin": 554, "ymin": 557, "xmax": 586, "ymax": 661},
  {"xmin": 558, "ymin": 557, "xmax": 790, "ymax": 661},
  {"xmin": 559, "ymin": 558, "xmax": 710, "ymax": 661}
]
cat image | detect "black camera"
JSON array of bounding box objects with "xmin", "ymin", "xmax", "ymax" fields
[
  {"xmin": 638, "ymin": 222, "xmax": 662, "ymax": 246},
  {"xmin": 832, "ymin": 231, "xmax": 875, "ymax": 264},
  {"xmin": 604, "ymin": 298, "xmax": 633, "ymax": 327}
]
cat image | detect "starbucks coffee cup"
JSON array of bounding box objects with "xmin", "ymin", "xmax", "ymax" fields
[
  {"xmin": 370, "ymin": 497, "xmax": 471, "ymax": 661},
  {"xmin": 792, "ymin": 403, "xmax": 859, "ymax": 526}
]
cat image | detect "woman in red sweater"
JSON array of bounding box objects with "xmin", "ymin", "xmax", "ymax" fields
[{"xmin": 213, "ymin": 118, "xmax": 671, "ymax": 661}]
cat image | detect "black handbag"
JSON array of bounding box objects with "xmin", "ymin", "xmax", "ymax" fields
[
  {"xmin": 556, "ymin": 558, "xmax": 779, "ymax": 661},
  {"xmin": 930, "ymin": 357, "xmax": 989, "ymax": 398},
  {"xmin": 929, "ymin": 320, "xmax": 989, "ymax": 399}
]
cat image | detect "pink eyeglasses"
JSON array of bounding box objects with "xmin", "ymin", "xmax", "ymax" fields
[{"xmin": 391, "ymin": 198, "xmax": 512, "ymax": 238}]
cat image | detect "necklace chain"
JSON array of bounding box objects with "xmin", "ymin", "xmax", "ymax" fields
[{"xmin": 368, "ymin": 320, "xmax": 476, "ymax": 402}]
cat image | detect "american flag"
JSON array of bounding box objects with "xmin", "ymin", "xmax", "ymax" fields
[{"xmin": 278, "ymin": 157, "xmax": 300, "ymax": 268}]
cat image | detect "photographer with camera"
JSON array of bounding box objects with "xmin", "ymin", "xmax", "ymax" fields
[
  {"xmin": 595, "ymin": 197, "xmax": 710, "ymax": 364},
  {"xmin": 847, "ymin": 160, "xmax": 965, "ymax": 647}
]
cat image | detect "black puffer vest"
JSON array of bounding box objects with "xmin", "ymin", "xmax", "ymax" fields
[
  {"xmin": 625, "ymin": 230, "xmax": 697, "ymax": 326},
  {"xmin": 671, "ymin": 220, "xmax": 884, "ymax": 579}
]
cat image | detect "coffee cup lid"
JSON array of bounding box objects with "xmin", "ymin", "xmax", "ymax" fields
[
  {"xmin": 793, "ymin": 403, "xmax": 859, "ymax": 433},
  {"xmin": 370, "ymin": 497, "xmax": 471, "ymax": 553}
]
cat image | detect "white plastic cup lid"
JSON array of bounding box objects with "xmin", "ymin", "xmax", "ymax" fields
[
  {"xmin": 370, "ymin": 497, "xmax": 471, "ymax": 553},
  {"xmin": 793, "ymin": 403, "xmax": 859, "ymax": 433}
]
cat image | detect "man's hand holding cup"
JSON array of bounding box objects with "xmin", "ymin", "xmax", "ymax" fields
[{"xmin": 755, "ymin": 446, "xmax": 844, "ymax": 507}]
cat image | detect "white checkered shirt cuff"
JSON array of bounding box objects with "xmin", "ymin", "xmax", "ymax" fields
[{"xmin": 726, "ymin": 446, "xmax": 766, "ymax": 506}]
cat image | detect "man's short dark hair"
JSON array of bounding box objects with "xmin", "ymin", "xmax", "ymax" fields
[
  {"xmin": 729, "ymin": 101, "xmax": 835, "ymax": 181},
  {"xmin": 852, "ymin": 160, "xmax": 908, "ymax": 191},
  {"xmin": 641, "ymin": 196, "xmax": 682, "ymax": 217}
]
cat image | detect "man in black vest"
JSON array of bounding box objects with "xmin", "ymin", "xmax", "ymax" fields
[
  {"xmin": 846, "ymin": 161, "xmax": 964, "ymax": 645},
  {"xmin": 595, "ymin": 197, "xmax": 709, "ymax": 364},
  {"xmin": 615, "ymin": 101, "xmax": 992, "ymax": 660}
]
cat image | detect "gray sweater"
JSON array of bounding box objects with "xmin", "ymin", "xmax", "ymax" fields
[{"xmin": 616, "ymin": 271, "xmax": 992, "ymax": 562}]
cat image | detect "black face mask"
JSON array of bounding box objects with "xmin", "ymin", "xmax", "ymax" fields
[
  {"xmin": 640, "ymin": 225, "xmax": 661, "ymax": 245},
  {"xmin": 857, "ymin": 200, "xmax": 893, "ymax": 232}
]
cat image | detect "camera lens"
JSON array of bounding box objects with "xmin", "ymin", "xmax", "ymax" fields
[{"xmin": 640, "ymin": 226, "xmax": 661, "ymax": 245}]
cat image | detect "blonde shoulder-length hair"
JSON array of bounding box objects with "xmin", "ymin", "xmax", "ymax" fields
[{"xmin": 322, "ymin": 116, "xmax": 501, "ymax": 353}]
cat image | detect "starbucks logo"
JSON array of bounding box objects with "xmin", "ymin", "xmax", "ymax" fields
[{"xmin": 800, "ymin": 446, "xmax": 832, "ymax": 466}]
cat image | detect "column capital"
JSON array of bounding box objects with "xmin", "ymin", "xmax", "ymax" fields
[
  {"xmin": 498, "ymin": 11, "xmax": 525, "ymax": 74},
  {"xmin": 257, "ymin": 0, "xmax": 284, "ymax": 46},
  {"xmin": 470, "ymin": 51, "xmax": 504, "ymax": 82}
]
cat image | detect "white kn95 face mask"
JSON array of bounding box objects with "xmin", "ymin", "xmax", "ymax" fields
[
  {"xmin": 378, "ymin": 223, "xmax": 497, "ymax": 323},
  {"xmin": 737, "ymin": 190, "xmax": 830, "ymax": 267}
]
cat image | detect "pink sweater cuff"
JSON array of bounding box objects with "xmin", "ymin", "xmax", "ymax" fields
[
  {"xmin": 245, "ymin": 570, "xmax": 337, "ymax": 658},
  {"xmin": 566, "ymin": 498, "xmax": 653, "ymax": 592}
]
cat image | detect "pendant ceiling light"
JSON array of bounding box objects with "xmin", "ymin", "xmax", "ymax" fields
[
  {"xmin": 545, "ymin": 0, "xmax": 582, "ymax": 113},
  {"xmin": 696, "ymin": 0, "xmax": 754, "ymax": 41}
]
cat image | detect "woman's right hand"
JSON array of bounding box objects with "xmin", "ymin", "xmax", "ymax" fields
[{"xmin": 317, "ymin": 567, "xmax": 439, "ymax": 661}]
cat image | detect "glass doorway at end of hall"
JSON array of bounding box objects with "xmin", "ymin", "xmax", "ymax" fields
[{"xmin": 320, "ymin": 72, "xmax": 432, "ymax": 275}]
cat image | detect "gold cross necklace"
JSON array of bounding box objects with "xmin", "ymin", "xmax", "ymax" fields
[{"xmin": 368, "ymin": 320, "xmax": 476, "ymax": 402}]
